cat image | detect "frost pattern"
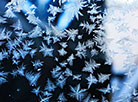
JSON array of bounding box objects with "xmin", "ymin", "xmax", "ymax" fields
[{"xmin": 0, "ymin": 0, "xmax": 113, "ymax": 102}]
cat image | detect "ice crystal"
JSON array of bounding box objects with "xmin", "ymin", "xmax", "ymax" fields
[{"xmin": 69, "ymin": 84, "xmax": 87, "ymax": 101}]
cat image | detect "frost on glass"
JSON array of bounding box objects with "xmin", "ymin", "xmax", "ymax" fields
[{"xmin": 0, "ymin": 0, "xmax": 116, "ymax": 102}]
